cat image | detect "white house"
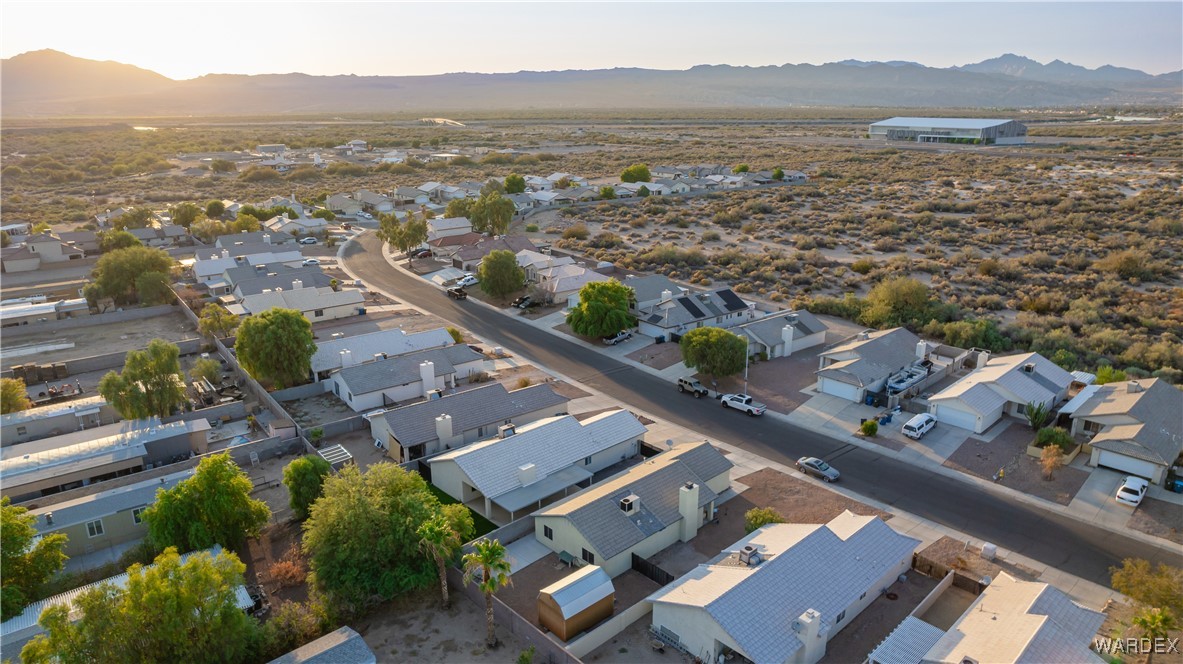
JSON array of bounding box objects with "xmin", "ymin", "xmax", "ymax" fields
[
  {"xmin": 309, "ymin": 327, "xmax": 454, "ymax": 381},
  {"xmin": 240, "ymin": 285, "xmax": 365, "ymax": 324},
  {"xmin": 429, "ymin": 410, "xmax": 647, "ymax": 523},
  {"xmin": 354, "ymin": 189, "xmax": 394, "ymax": 213},
  {"xmin": 536, "ymin": 263, "xmax": 610, "ymax": 308},
  {"xmin": 734, "ymin": 311, "xmax": 828, "ymax": 359},
  {"xmin": 648, "ymin": 512, "xmax": 920, "ymax": 664},
  {"xmin": 533, "ymin": 441, "xmax": 732, "ymax": 577},
  {"xmin": 368, "ymin": 382, "xmax": 570, "ymax": 463},
  {"xmin": 262, "ymin": 214, "xmax": 327, "ymax": 236},
  {"xmin": 928, "ymin": 352, "xmax": 1073, "ymax": 434},
  {"xmin": 1068, "ymin": 378, "xmax": 1183, "ymax": 484},
  {"xmin": 327, "ymin": 344, "xmax": 485, "ymax": 412},
  {"xmin": 633, "ymin": 287, "xmax": 755, "ymax": 339},
  {"xmin": 517, "ymin": 250, "xmax": 576, "ymax": 283},
  {"xmin": 524, "ymin": 175, "xmax": 553, "ymax": 191},
  {"xmin": 426, "ymin": 217, "xmax": 473, "ymax": 242},
  {"xmin": 815, "ymin": 328, "xmax": 924, "ymax": 403}
]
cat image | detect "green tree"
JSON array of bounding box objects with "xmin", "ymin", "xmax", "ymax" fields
[
  {"xmin": 191, "ymin": 219, "xmax": 226, "ymax": 243},
  {"xmin": 1, "ymin": 497, "xmax": 68, "ymax": 620},
  {"xmin": 554, "ymin": 176, "xmax": 572, "ymax": 190},
  {"xmin": 209, "ymin": 159, "xmax": 236, "ymax": 174},
  {"xmin": 732, "ymin": 164, "xmax": 750, "ymax": 174},
  {"xmin": 599, "ymin": 186, "xmax": 617, "ymax": 200},
  {"xmin": 566, "ymin": 279, "xmax": 636, "ymax": 337},
  {"xmin": 679, "ymin": 327, "xmax": 747, "ymax": 381},
  {"xmin": 772, "ymin": 168, "xmax": 785, "ymax": 181},
  {"xmin": 861, "ymin": 277, "xmax": 934, "ymax": 329},
  {"xmin": 471, "ymin": 192, "xmax": 514, "ymax": 235},
  {"xmin": 310, "ymin": 208, "xmax": 336, "ymax": 221},
  {"xmin": 480, "ymin": 179, "xmax": 505, "ymax": 196},
  {"xmin": 145, "ymin": 453, "xmax": 270, "ymax": 552},
  {"xmin": 31, "ymin": 221, "xmax": 51, "ymax": 234},
  {"xmin": 1024, "ymin": 401, "xmax": 1051, "ymax": 431},
  {"xmin": 744, "ymin": 507, "xmax": 784, "ymax": 534},
  {"xmin": 1, "ymin": 230, "xmax": 9, "ymax": 248},
  {"xmin": 302, "ymin": 463, "xmax": 458, "ymax": 607},
  {"xmin": 620, "ymin": 163, "xmax": 651, "ymax": 183},
  {"xmin": 171, "ymin": 202, "xmax": 203, "ymax": 228},
  {"xmin": 135, "ymin": 271, "xmax": 174, "ymax": 305},
  {"xmin": 235, "ymin": 308, "xmax": 315, "ymax": 388},
  {"xmin": 198, "ymin": 303, "xmax": 240, "ymax": 339},
  {"xmin": 189, "ymin": 357, "xmax": 222, "ymax": 386},
  {"xmin": 504, "ymin": 173, "xmax": 526, "ymax": 194},
  {"xmin": 92, "ymin": 245, "xmax": 174, "ymax": 304},
  {"xmin": 445, "ymin": 198, "xmax": 474, "ymax": 219},
  {"xmin": 1110, "ymin": 559, "xmax": 1183, "ymax": 620},
  {"xmin": 463, "ymin": 538, "xmax": 512, "ymax": 648},
  {"xmin": 1, "ymin": 377, "xmax": 32, "ymax": 414},
  {"xmin": 446, "ymin": 327, "xmax": 465, "ymax": 344},
  {"xmin": 637, "ymin": 185, "xmax": 651, "ymax": 198},
  {"xmin": 282, "ymin": 455, "xmax": 333, "ymax": 521},
  {"xmin": 112, "ymin": 208, "xmax": 154, "ymax": 231},
  {"xmin": 478, "ymin": 250, "xmax": 525, "ymax": 298},
  {"xmin": 418, "ymin": 506, "xmax": 475, "ymax": 609},
  {"xmin": 205, "ymin": 200, "xmax": 226, "ymax": 218},
  {"xmin": 98, "ymin": 338, "xmax": 187, "ymax": 419},
  {"xmin": 377, "ymin": 213, "xmax": 429, "ymax": 263},
  {"xmin": 20, "ymin": 547, "xmax": 259, "ymax": 664},
  {"xmin": 97, "ymin": 229, "xmax": 141, "ymax": 253},
  {"xmin": 1133, "ymin": 607, "xmax": 1176, "ymax": 663}
]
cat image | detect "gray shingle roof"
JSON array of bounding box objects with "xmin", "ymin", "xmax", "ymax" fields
[
  {"xmin": 817, "ymin": 328, "xmax": 922, "ymax": 387},
  {"xmin": 1077, "ymin": 378, "xmax": 1183, "ymax": 465},
  {"xmin": 454, "ymin": 236, "xmax": 537, "ymax": 262},
  {"xmin": 268, "ymin": 626, "xmax": 378, "ymax": 664},
  {"xmin": 311, "ymin": 327, "xmax": 455, "ymax": 374},
  {"xmin": 735, "ymin": 311, "xmax": 826, "ymax": 348},
  {"xmin": 641, "ymin": 288, "xmax": 749, "ymax": 328},
  {"xmin": 336, "ymin": 345, "xmax": 483, "ymax": 395},
  {"xmin": 232, "ymin": 267, "xmax": 333, "ymax": 296},
  {"xmin": 380, "ymin": 383, "xmax": 569, "ymax": 448},
  {"xmin": 623, "ymin": 274, "xmax": 682, "ymax": 305}
]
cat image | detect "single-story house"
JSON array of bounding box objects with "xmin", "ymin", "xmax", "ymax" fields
[
  {"xmin": 633, "ymin": 287, "xmax": 755, "ymax": 339},
  {"xmin": 231, "ymin": 268, "xmax": 334, "ymax": 301},
  {"xmin": 536, "ymin": 263, "xmax": 610, "ymax": 308},
  {"xmin": 193, "ymin": 248, "xmax": 304, "ymax": 289},
  {"xmin": 57, "ymin": 230, "xmax": 100, "ymax": 255},
  {"xmin": 649, "ymin": 511, "xmax": 920, "ymax": 664},
  {"xmin": 734, "ymin": 310, "xmax": 828, "ymax": 359},
  {"xmin": 868, "ymin": 572, "xmax": 1105, "ymax": 664},
  {"xmin": 430, "ymin": 410, "xmax": 648, "ymax": 523},
  {"xmin": 1068, "ymin": 378, "xmax": 1183, "ymax": 484},
  {"xmin": 215, "ymin": 231, "xmax": 293, "ymax": 248},
  {"xmin": 453, "ymin": 235, "xmax": 537, "ymax": 271},
  {"xmin": 354, "ymin": 189, "xmax": 394, "ymax": 213},
  {"xmin": 927, "ymin": 352, "xmax": 1073, "ymax": 434},
  {"xmin": 426, "ymin": 216, "xmax": 473, "ymax": 241},
  {"xmin": 1, "ymin": 396, "xmax": 120, "ymax": 446},
  {"xmin": 529, "ymin": 190, "xmax": 563, "ymax": 207},
  {"xmin": 427, "ymin": 231, "xmax": 484, "ymax": 260},
  {"xmin": 506, "ymin": 193, "xmax": 535, "ymax": 215},
  {"xmin": 0, "ymin": 246, "xmax": 41, "ymax": 272},
  {"xmin": 27, "ymin": 468, "xmax": 192, "ymax": 560},
  {"xmin": 622, "ymin": 275, "xmax": 689, "ymax": 313},
  {"xmin": 310, "ymin": 326, "xmax": 454, "ymax": 381},
  {"xmin": 393, "ymin": 186, "xmax": 431, "ymax": 206},
  {"xmin": 653, "ymin": 178, "xmax": 691, "ymax": 194},
  {"xmin": 369, "ymin": 382, "xmax": 569, "ymax": 463},
  {"xmin": 23, "ymin": 232, "xmax": 85, "ymax": 263},
  {"xmin": 325, "ymin": 193, "xmax": 363, "ymax": 216},
  {"xmin": 517, "ymin": 249, "xmax": 576, "ymax": 283},
  {"xmin": 525, "ymin": 176, "xmax": 553, "ymax": 191},
  {"xmin": 547, "ymin": 172, "xmax": 588, "ymax": 186},
  {"xmin": 268, "ymin": 626, "xmax": 376, "ymax": 664},
  {"xmin": 538, "ymin": 565, "xmax": 615, "ymax": 642},
  {"xmin": 327, "ymin": 344, "xmax": 485, "ymax": 412},
  {"xmin": 815, "ymin": 328, "xmax": 924, "ymax": 403},
  {"xmin": 263, "ymin": 214, "xmax": 328, "ymax": 236},
  {"xmin": 533, "ymin": 441, "xmax": 732, "ymax": 577},
  {"xmin": 240, "ymin": 285, "xmax": 364, "ymax": 324},
  {"xmin": 95, "ymin": 207, "xmax": 133, "ymax": 227}
]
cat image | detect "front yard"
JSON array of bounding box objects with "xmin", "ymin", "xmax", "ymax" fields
[{"xmin": 942, "ymin": 422, "xmax": 1089, "ymax": 505}]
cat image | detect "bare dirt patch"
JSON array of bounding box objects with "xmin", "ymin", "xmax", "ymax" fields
[
  {"xmin": 1128, "ymin": 497, "xmax": 1183, "ymax": 545},
  {"xmin": 500, "ymin": 553, "xmax": 660, "ymax": 631},
  {"xmin": 244, "ymin": 519, "xmax": 309, "ymax": 605},
  {"xmin": 625, "ymin": 341, "xmax": 683, "ymax": 370},
  {"xmin": 820, "ymin": 573, "xmax": 939, "ymax": 664},
  {"xmin": 919, "ymin": 536, "xmax": 1041, "ymax": 583},
  {"xmin": 942, "ymin": 423, "xmax": 1089, "ymax": 506},
  {"xmin": 1, "ymin": 311, "xmax": 199, "ymax": 370}
]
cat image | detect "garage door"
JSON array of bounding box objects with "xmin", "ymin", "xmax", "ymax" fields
[
  {"xmin": 818, "ymin": 378, "xmax": 861, "ymax": 403},
  {"xmin": 1095, "ymin": 450, "xmax": 1159, "ymax": 481},
  {"xmin": 933, "ymin": 405, "xmax": 978, "ymax": 432}
]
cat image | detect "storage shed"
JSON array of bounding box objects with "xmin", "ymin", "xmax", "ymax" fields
[{"xmin": 537, "ymin": 565, "xmax": 614, "ymax": 641}]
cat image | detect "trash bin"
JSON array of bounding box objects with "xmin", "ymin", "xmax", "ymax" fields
[
  {"xmin": 654, "ymin": 335, "xmax": 665, "ymax": 344},
  {"xmin": 865, "ymin": 395, "xmax": 874, "ymax": 406},
  {"xmin": 1168, "ymin": 479, "xmax": 1183, "ymax": 494}
]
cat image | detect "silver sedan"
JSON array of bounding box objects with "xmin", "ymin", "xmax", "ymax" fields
[{"xmin": 796, "ymin": 456, "xmax": 840, "ymax": 483}]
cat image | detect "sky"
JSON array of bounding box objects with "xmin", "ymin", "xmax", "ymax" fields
[{"xmin": 2, "ymin": 2, "xmax": 1179, "ymax": 79}]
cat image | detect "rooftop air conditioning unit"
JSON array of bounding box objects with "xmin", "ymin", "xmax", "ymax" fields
[
  {"xmin": 619, "ymin": 494, "xmax": 640, "ymax": 513},
  {"xmin": 1022, "ymin": 363, "xmax": 1036, "ymax": 373},
  {"xmin": 738, "ymin": 544, "xmax": 761, "ymax": 566}
]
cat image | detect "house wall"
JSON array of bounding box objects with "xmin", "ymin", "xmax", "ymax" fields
[
  {"xmin": 535, "ymin": 514, "xmax": 684, "ymax": 578},
  {"xmin": 299, "ymin": 301, "xmax": 362, "ymax": 324},
  {"xmin": 5, "ymin": 456, "xmax": 144, "ymax": 502},
  {"xmin": 429, "ymin": 459, "xmax": 470, "ymax": 503},
  {"xmin": 785, "ymin": 331, "xmax": 825, "ymax": 357},
  {"xmin": 331, "ymin": 372, "xmax": 450, "ymax": 413},
  {"xmin": 818, "ymin": 377, "xmax": 864, "ymax": 403},
  {"xmin": 651, "ymin": 603, "xmax": 743, "ymax": 663},
  {"xmin": 2, "ymin": 405, "xmax": 121, "ymax": 446},
  {"xmin": 1, "ymin": 257, "xmax": 40, "ymax": 273},
  {"xmin": 47, "ymin": 505, "xmax": 149, "ymax": 559}
]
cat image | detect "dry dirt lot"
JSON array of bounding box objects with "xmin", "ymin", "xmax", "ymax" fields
[
  {"xmin": 1, "ymin": 310, "xmax": 199, "ymax": 369},
  {"xmin": 1100, "ymin": 598, "xmax": 1183, "ymax": 664},
  {"xmin": 919, "ymin": 536, "xmax": 1042, "ymax": 583},
  {"xmin": 942, "ymin": 422, "xmax": 1089, "ymax": 506},
  {"xmin": 819, "ymin": 573, "xmax": 940, "ymax": 664},
  {"xmin": 1128, "ymin": 497, "xmax": 1183, "ymax": 545},
  {"xmin": 499, "ymin": 553, "xmax": 659, "ymax": 630},
  {"xmin": 625, "ymin": 341, "xmax": 683, "ymax": 370}
]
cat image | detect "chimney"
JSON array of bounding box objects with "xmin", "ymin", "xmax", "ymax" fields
[
  {"xmin": 678, "ymin": 481, "xmax": 701, "ymax": 542},
  {"xmin": 517, "ymin": 463, "xmax": 536, "ymax": 486},
  {"xmin": 221, "ymin": 249, "xmax": 230, "ymax": 259},
  {"xmin": 45, "ymin": 512, "xmax": 54, "ymax": 526},
  {"xmin": 916, "ymin": 341, "xmax": 929, "ymax": 361},
  {"xmin": 660, "ymin": 289, "xmax": 672, "ymax": 303},
  {"xmin": 292, "ymin": 279, "xmax": 303, "ymax": 290},
  {"xmin": 263, "ymin": 234, "xmax": 271, "ymax": 245},
  {"xmin": 339, "ymin": 349, "xmax": 353, "ymax": 368},
  {"xmin": 419, "ymin": 361, "xmax": 435, "ymax": 396},
  {"xmin": 435, "ymin": 413, "xmax": 453, "ymax": 443},
  {"xmin": 1127, "ymin": 381, "xmax": 1143, "ymax": 394},
  {"xmin": 498, "ymin": 423, "xmax": 516, "ymax": 439},
  {"xmin": 791, "ymin": 609, "xmax": 827, "ymax": 663},
  {"xmin": 782, "ymin": 324, "xmax": 794, "ymax": 348}
]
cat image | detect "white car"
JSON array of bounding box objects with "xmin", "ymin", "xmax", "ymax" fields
[
  {"xmin": 301, "ymin": 258, "xmax": 321, "ymax": 266},
  {"xmin": 902, "ymin": 413, "xmax": 937, "ymax": 440},
  {"xmin": 1115, "ymin": 476, "xmax": 1149, "ymax": 507},
  {"xmin": 720, "ymin": 394, "xmax": 766, "ymax": 416},
  {"xmin": 456, "ymin": 274, "xmax": 478, "ymax": 288},
  {"xmin": 298, "ymin": 237, "xmax": 318, "ymax": 245}
]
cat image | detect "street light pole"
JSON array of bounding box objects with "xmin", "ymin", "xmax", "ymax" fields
[{"xmin": 743, "ymin": 345, "xmax": 749, "ymax": 395}]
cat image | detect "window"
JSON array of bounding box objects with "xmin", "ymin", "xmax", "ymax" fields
[
  {"xmin": 836, "ymin": 610, "xmax": 846, "ymax": 624},
  {"xmin": 859, "ymin": 592, "xmax": 866, "ymax": 600},
  {"xmin": 314, "ymin": 309, "xmax": 324, "ymax": 318},
  {"xmin": 581, "ymin": 548, "xmax": 595, "ymax": 565},
  {"xmin": 86, "ymin": 519, "xmax": 104, "ymax": 538},
  {"xmin": 543, "ymin": 526, "xmax": 553, "ymax": 540},
  {"xmin": 584, "ymin": 456, "xmax": 592, "ymax": 466},
  {"xmin": 15, "ymin": 426, "xmax": 26, "ymax": 436},
  {"xmin": 132, "ymin": 508, "xmax": 146, "ymax": 525}
]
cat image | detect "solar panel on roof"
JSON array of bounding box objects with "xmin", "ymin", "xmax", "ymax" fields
[
  {"xmin": 717, "ymin": 289, "xmax": 746, "ymax": 312},
  {"xmin": 678, "ymin": 296, "xmax": 705, "ymax": 319}
]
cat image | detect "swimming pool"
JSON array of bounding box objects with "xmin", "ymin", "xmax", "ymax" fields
[{"xmin": 227, "ymin": 435, "xmax": 251, "ymax": 447}]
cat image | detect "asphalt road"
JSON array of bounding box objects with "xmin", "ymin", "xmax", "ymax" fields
[{"xmin": 343, "ymin": 234, "xmax": 1183, "ymax": 587}]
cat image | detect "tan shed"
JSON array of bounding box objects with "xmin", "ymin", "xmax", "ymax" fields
[{"xmin": 537, "ymin": 564, "xmax": 615, "ymax": 641}]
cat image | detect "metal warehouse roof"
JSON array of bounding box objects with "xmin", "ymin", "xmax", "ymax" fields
[{"xmin": 871, "ymin": 117, "xmax": 1018, "ymax": 129}]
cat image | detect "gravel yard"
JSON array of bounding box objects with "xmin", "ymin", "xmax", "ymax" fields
[
  {"xmin": 1127, "ymin": 497, "xmax": 1183, "ymax": 545},
  {"xmin": 625, "ymin": 341, "xmax": 684, "ymax": 370},
  {"xmin": 942, "ymin": 422, "xmax": 1089, "ymax": 506}
]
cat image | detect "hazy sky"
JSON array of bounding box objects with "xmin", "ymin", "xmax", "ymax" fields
[{"xmin": 2, "ymin": 2, "xmax": 1179, "ymax": 79}]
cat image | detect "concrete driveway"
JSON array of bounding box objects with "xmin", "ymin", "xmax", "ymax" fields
[{"xmin": 1069, "ymin": 467, "xmax": 1137, "ymax": 529}]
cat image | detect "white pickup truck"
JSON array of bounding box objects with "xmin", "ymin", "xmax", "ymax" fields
[{"xmin": 720, "ymin": 393, "xmax": 766, "ymax": 416}]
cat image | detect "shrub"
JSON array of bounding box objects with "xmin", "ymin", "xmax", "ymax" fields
[
  {"xmin": 744, "ymin": 507, "xmax": 784, "ymax": 534},
  {"xmin": 860, "ymin": 420, "xmax": 878, "ymax": 436},
  {"xmin": 1035, "ymin": 427, "xmax": 1075, "ymax": 453},
  {"xmin": 850, "ymin": 258, "xmax": 876, "ymax": 275},
  {"xmin": 562, "ymin": 224, "xmax": 589, "ymax": 240},
  {"xmin": 269, "ymin": 546, "xmax": 307, "ymax": 588},
  {"xmin": 515, "ymin": 377, "xmax": 532, "ymax": 389},
  {"xmin": 702, "ymin": 230, "xmax": 721, "ymax": 242},
  {"xmin": 525, "ymin": 224, "xmax": 539, "ymax": 232}
]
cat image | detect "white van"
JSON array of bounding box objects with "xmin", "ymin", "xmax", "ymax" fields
[{"xmin": 902, "ymin": 413, "xmax": 937, "ymax": 440}]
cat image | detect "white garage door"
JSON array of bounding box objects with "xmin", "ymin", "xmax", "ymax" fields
[
  {"xmin": 933, "ymin": 405, "xmax": 979, "ymax": 433},
  {"xmin": 1095, "ymin": 450, "xmax": 1159, "ymax": 481},
  {"xmin": 819, "ymin": 378, "xmax": 862, "ymax": 403}
]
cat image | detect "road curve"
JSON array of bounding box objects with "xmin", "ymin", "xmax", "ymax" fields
[{"xmin": 343, "ymin": 234, "xmax": 1183, "ymax": 587}]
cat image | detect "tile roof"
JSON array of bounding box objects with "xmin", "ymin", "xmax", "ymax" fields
[
  {"xmin": 929, "ymin": 353, "xmax": 1073, "ymax": 414},
  {"xmin": 378, "ymin": 382, "xmax": 569, "ymax": 448},
  {"xmin": 335, "ymin": 344, "xmax": 483, "ymax": 395},
  {"xmin": 454, "ymin": 236, "xmax": 537, "ymax": 262},
  {"xmin": 241, "ymin": 286, "xmax": 364, "ymax": 316},
  {"xmin": 267, "ymin": 626, "xmax": 376, "ymax": 664},
  {"xmin": 1073, "ymin": 378, "xmax": 1183, "ymax": 465},
  {"xmin": 817, "ymin": 328, "xmax": 922, "ymax": 387},
  {"xmin": 233, "ymin": 268, "xmax": 333, "ymax": 297},
  {"xmin": 311, "ymin": 327, "xmax": 454, "ymax": 374},
  {"xmin": 536, "ymin": 442, "xmax": 731, "ymax": 559},
  {"xmin": 432, "ymin": 410, "xmax": 646, "ymax": 502},
  {"xmin": 735, "ymin": 310, "xmax": 826, "ymax": 348},
  {"xmin": 648, "ymin": 512, "xmax": 920, "ymax": 664}
]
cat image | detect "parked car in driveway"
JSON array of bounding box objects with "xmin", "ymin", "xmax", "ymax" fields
[
  {"xmin": 301, "ymin": 258, "xmax": 321, "ymax": 266},
  {"xmin": 1115, "ymin": 476, "xmax": 1148, "ymax": 507},
  {"xmin": 720, "ymin": 393, "xmax": 766, "ymax": 416},
  {"xmin": 512, "ymin": 295, "xmax": 532, "ymax": 309},
  {"xmin": 796, "ymin": 456, "xmax": 840, "ymax": 482},
  {"xmin": 410, "ymin": 248, "xmax": 432, "ymax": 259},
  {"xmin": 676, "ymin": 377, "xmax": 710, "ymax": 398},
  {"xmin": 298, "ymin": 237, "xmax": 318, "ymax": 245},
  {"xmin": 602, "ymin": 330, "xmax": 633, "ymax": 345},
  {"xmin": 902, "ymin": 413, "xmax": 937, "ymax": 440},
  {"xmin": 456, "ymin": 274, "xmax": 478, "ymax": 288}
]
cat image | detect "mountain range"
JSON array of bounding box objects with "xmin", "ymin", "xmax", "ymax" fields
[{"xmin": 2, "ymin": 50, "xmax": 1179, "ymax": 117}]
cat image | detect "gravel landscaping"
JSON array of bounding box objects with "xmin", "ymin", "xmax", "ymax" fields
[
  {"xmin": 942, "ymin": 422, "xmax": 1089, "ymax": 506},
  {"xmin": 1127, "ymin": 496, "xmax": 1183, "ymax": 545}
]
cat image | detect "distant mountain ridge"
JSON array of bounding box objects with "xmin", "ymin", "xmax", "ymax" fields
[{"xmin": 2, "ymin": 49, "xmax": 1179, "ymax": 117}]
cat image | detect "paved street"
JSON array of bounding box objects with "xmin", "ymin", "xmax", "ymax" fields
[{"xmin": 342, "ymin": 233, "xmax": 1183, "ymax": 586}]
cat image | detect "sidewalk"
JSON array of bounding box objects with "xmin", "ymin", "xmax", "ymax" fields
[{"xmin": 340, "ymin": 232, "xmax": 1181, "ymax": 557}]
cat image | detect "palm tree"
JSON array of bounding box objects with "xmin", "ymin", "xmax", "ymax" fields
[
  {"xmin": 418, "ymin": 515, "xmax": 463, "ymax": 609},
  {"xmin": 1024, "ymin": 401, "xmax": 1051, "ymax": 431},
  {"xmin": 463, "ymin": 538, "xmax": 512, "ymax": 649},
  {"xmin": 1132, "ymin": 607, "xmax": 1176, "ymax": 664}
]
